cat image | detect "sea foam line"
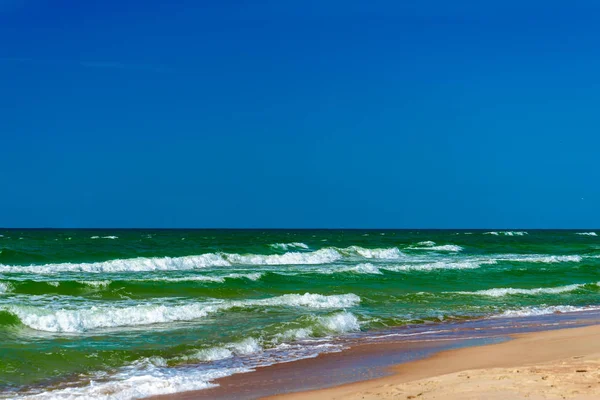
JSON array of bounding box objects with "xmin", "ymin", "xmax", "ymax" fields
[
  {"xmin": 0, "ymin": 246, "xmax": 404, "ymax": 274},
  {"xmin": 4, "ymin": 293, "xmax": 361, "ymax": 332},
  {"xmin": 269, "ymin": 242, "xmax": 309, "ymax": 250},
  {"xmin": 575, "ymin": 232, "xmax": 598, "ymax": 236},
  {"xmin": 454, "ymin": 283, "xmax": 588, "ymax": 297},
  {"xmin": 484, "ymin": 231, "xmax": 528, "ymax": 236},
  {"xmin": 496, "ymin": 305, "xmax": 600, "ymax": 318},
  {"xmin": 407, "ymin": 241, "xmax": 463, "ymax": 252}
]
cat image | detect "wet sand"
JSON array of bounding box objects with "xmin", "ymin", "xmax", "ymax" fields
[
  {"xmin": 150, "ymin": 313, "xmax": 600, "ymax": 400},
  {"xmin": 271, "ymin": 324, "xmax": 600, "ymax": 400}
]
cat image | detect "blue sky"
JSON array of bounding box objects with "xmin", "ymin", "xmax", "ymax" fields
[{"xmin": 2, "ymin": 1, "xmax": 599, "ymax": 228}]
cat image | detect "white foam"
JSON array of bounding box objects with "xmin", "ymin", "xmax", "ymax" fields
[
  {"xmin": 0, "ymin": 254, "xmax": 232, "ymax": 274},
  {"xmin": 576, "ymin": 232, "xmax": 598, "ymax": 236},
  {"xmin": 344, "ymin": 246, "xmax": 403, "ymax": 259},
  {"xmin": 271, "ymin": 312, "xmax": 361, "ymax": 344},
  {"xmin": 185, "ymin": 338, "xmax": 262, "ymax": 362},
  {"xmin": 90, "ymin": 236, "xmax": 118, "ymax": 239},
  {"xmin": 316, "ymin": 311, "xmax": 360, "ymax": 333},
  {"xmin": 255, "ymin": 293, "xmax": 360, "ymax": 309},
  {"xmin": 384, "ymin": 260, "xmax": 496, "ymax": 272},
  {"xmin": 20, "ymin": 357, "xmax": 249, "ymax": 400},
  {"xmin": 456, "ymin": 283, "xmax": 585, "ymax": 297},
  {"xmin": 0, "ymin": 246, "xmax": 405, "ymax": 275},
  {"xmin": 5, "ymin": 293, "xmax": 360, "ymax": 332},
  {"xmin": 269, "ymin": 242, "xmax": 309, "ymax": 250},
  {"xmin": 497, "ymin": 305, "xmax": 600, "ymax": 318},
  {"xmin": 484, "ymin": 231, "xmax": 528, "ymax": 236},
  {"xmin": 500, "ymin": 255, "xmax": 582, "ymax": 263},
  {"xmin": 143, "ymin": 273, "xmax": 263, "ymax": 283},
  {"xmin": 409, "ymin": 242, "xmax": 463, "ymax": 252},
  {"xmin": 344, "ymin": 263, "xmax": 383, "ymax": 274},
  {"xmin": 77, "ymin": 280, "xmax": 112, "ymax": 288},
  {"xmin": 226, "ymin": 248, "xmax": 342, "ymax": 265},
  {"xmin": 0, "ymin": 282, "xmax": 11, "ymax": 294}
]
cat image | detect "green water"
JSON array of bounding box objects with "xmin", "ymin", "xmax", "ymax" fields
[{"xmin": 1, "ymin": 229, "xmax": 599, "ymax": 398}]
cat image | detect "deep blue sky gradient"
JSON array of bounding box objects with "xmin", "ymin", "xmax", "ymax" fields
[{"xmin": 2, "ymin": 1, "xmax": 600, "ymax": 228}]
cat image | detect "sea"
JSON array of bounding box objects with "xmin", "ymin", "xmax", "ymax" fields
[{"xmin": 1, "ymin": 229, "xmax": 600, "ymax": 399}]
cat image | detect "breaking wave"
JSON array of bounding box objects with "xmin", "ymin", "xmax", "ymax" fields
[
  {"xmin": 18, "ymin": 356, "xmax": 247, "ymax": 399},
  {"xmin": 269, "ymin": 242, "xmax": 309, "ymax": 250},
  {"xmin": 576, "ymin": 232, "xmax": 597, "ymax": 236},
  {"xmin": 383, "ymin": 260, "xmax": 496, "ymax": 272},
  {"xmin": 484, "ymin": 231, "xmax": 528, "ymax": 236},
  {"xmin": 0, "ymin": 282, "xmax": 11, "ymax": 294},
  {"xmin": 498, "ymin": 255, "xmax": 582, "ymax": 263},
  {"xmin": 3, "ymin": 293, "xmax": 361, "ymax": 332},
  {"xmin": 496, "ymin": 305, "xmax": 600, "ymax": 318},
  {"xmin": 0, "ymin": 246, "xmax": 404, "ymax": 274},
  {"xmin": 455, "ymin": 283, "xmax": 588, "ymax": 297},
  {"xmin": 408, "ymin": 241, "xmax": 463, "ymax": 252}
]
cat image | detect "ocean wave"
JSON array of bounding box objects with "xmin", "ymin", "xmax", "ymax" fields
[
  {"xmin": 408, "ymin": 241, "xmax": 463, "ymax": 252},
  {"xmin": 76, "ymin": 280, "xmax": 112, "ymax": 288},
  {"xmin": 344, "ymin": 246, "xmax": 403, "ymax": 259},
  {"xmin": 484, "ymin": 231, "xmax": 528, "ymax": 236},
  {"xmin": 269, "ymin": 242, "xmax": 309, "ymax": 250},
  {"xmin": 90, "ymin": 236, "xmax": 119, "ymax": 239},
  {"xmin": 226, "ymin": 248, "xmax": 343, "ymax": 265},
  {"xmin": 142, "ymin": 273, "xmax": 263, "ymax": 284},
  {"xmin": 0, "ymin": 281, "xmax": 11, "ymax": 294},
  {"xmin": 337, "ymin": 263, "xmax": 383, "ymax": 274},
  {"xmin": 496, "ymin": 305, "xmax": 600, "ymax": 318},
  {"xmin": 455, "ymin": 283, "xmax": 586, "ymax": 297},
  {"xmin": 499, "ymin": 255, "xmax": 582, "ymax": 263},
  {"xmin": 576, "ymin": 232, "xmax": 598, "ymax": 236},
  {"xmin": 19, "ymin": 356, "xmax": 248, "ymax": 399},
  {"xmin": 0, "ymin": 254, "xmax": 231, "ymax": 274},
  {"xmin": 4, "ymin": 293, "xmax": 361, "ymax": 332},
  {"xmin": 184, "ymin": 337, "xmax": 262, "ymax": 362},
  {"xmin": 0, "ymin": 246, "xmax": 404, "ymax": 274},
  {"xmin": 184, "ymin": 312, "xmax": 359, "ymax": 363},
  {"xmin": 383, "ymin": 260, "xmax": 496, "ymax": 272},
  {"xmin": 20, "ymin": 311, "xmax": 358, "ymax": 399}
]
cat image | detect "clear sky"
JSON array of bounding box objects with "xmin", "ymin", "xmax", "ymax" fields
[{"xmin": 2, "ymin": 1, "xmax": 599, "ymax": 228}]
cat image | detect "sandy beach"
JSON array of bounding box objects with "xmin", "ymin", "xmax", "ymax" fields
[
  {"xmin": 149, "ymin": 319, "xmax": 600, "ymax": 400},
  {"xmin": 270, "ymin": 324, "xmax": 600, "ymax": 400}
]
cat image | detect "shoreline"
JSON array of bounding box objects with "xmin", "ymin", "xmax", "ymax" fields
[
  {"xmin": 270, "ymin": 324, "xmax": 600, "ymax": 400},
  {"xmin": 150, "ymin": 312, "xmax": 600, "ymax": 400}
]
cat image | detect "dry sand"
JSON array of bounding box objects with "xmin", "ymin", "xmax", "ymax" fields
[{"xmin": 269, "ymin": 324, "xmax": 600, "ymax": 400}]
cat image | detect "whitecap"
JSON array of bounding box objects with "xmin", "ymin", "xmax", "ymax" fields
[
  {"xmin": 383, "ymin": 259, "xmax": 496, "ymax": 272},
  {"xmin": 0, "ymin": 247, "xmax": 406, "ymax": 274},
  {"xmin": 184, "ymin": 337, "xmax": 262, "ymax": 362},
  {"xmin": 496, "ymin": 305, "xmax": 600, "ymax": 318},
  {"xmin": 269, "ymin": 242, "xmax": 309, "ymax": 250},
  {"xmin": 4, "ymin": 293, "xmax": 361, "ymax": 332},
  {"xmin": 0, "ymin": 281, "xmax": 11, "ymax": 294},
  {"xmin": 455, "ymin": 283, "xmax": 585, "ymax": 297},
  {"xmin": 19, "ymin": 357, "xmax": 248, "ymax": 399},
  {"xmin": 408, "ymin": 241, "xmax": 463, "ymax": 252},
  {"xmin": 576, "ymin": 232, "xmax": 597, "ymax": 236},
  {"xmin": 484, "ymin": 231, "xmax": 528, "ymax": 236},
  {"xmin": 499, "ymin": 254, "xmax": 582, "ymax": 263}
]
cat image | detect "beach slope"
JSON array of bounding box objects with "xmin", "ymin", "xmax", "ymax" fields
[{"xmin": 269, "ymin": 324, "xmax": 600, "ymax": 400}]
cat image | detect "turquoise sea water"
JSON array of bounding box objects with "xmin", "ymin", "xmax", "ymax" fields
[{"xmin": 1, "ymin": 229, "xmax": 600, "ymax": 398}]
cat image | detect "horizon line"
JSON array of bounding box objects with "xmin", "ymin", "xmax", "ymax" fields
[{"xmin": 1, "ymin": 227, "xmax": 599, "ymax": 231}]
